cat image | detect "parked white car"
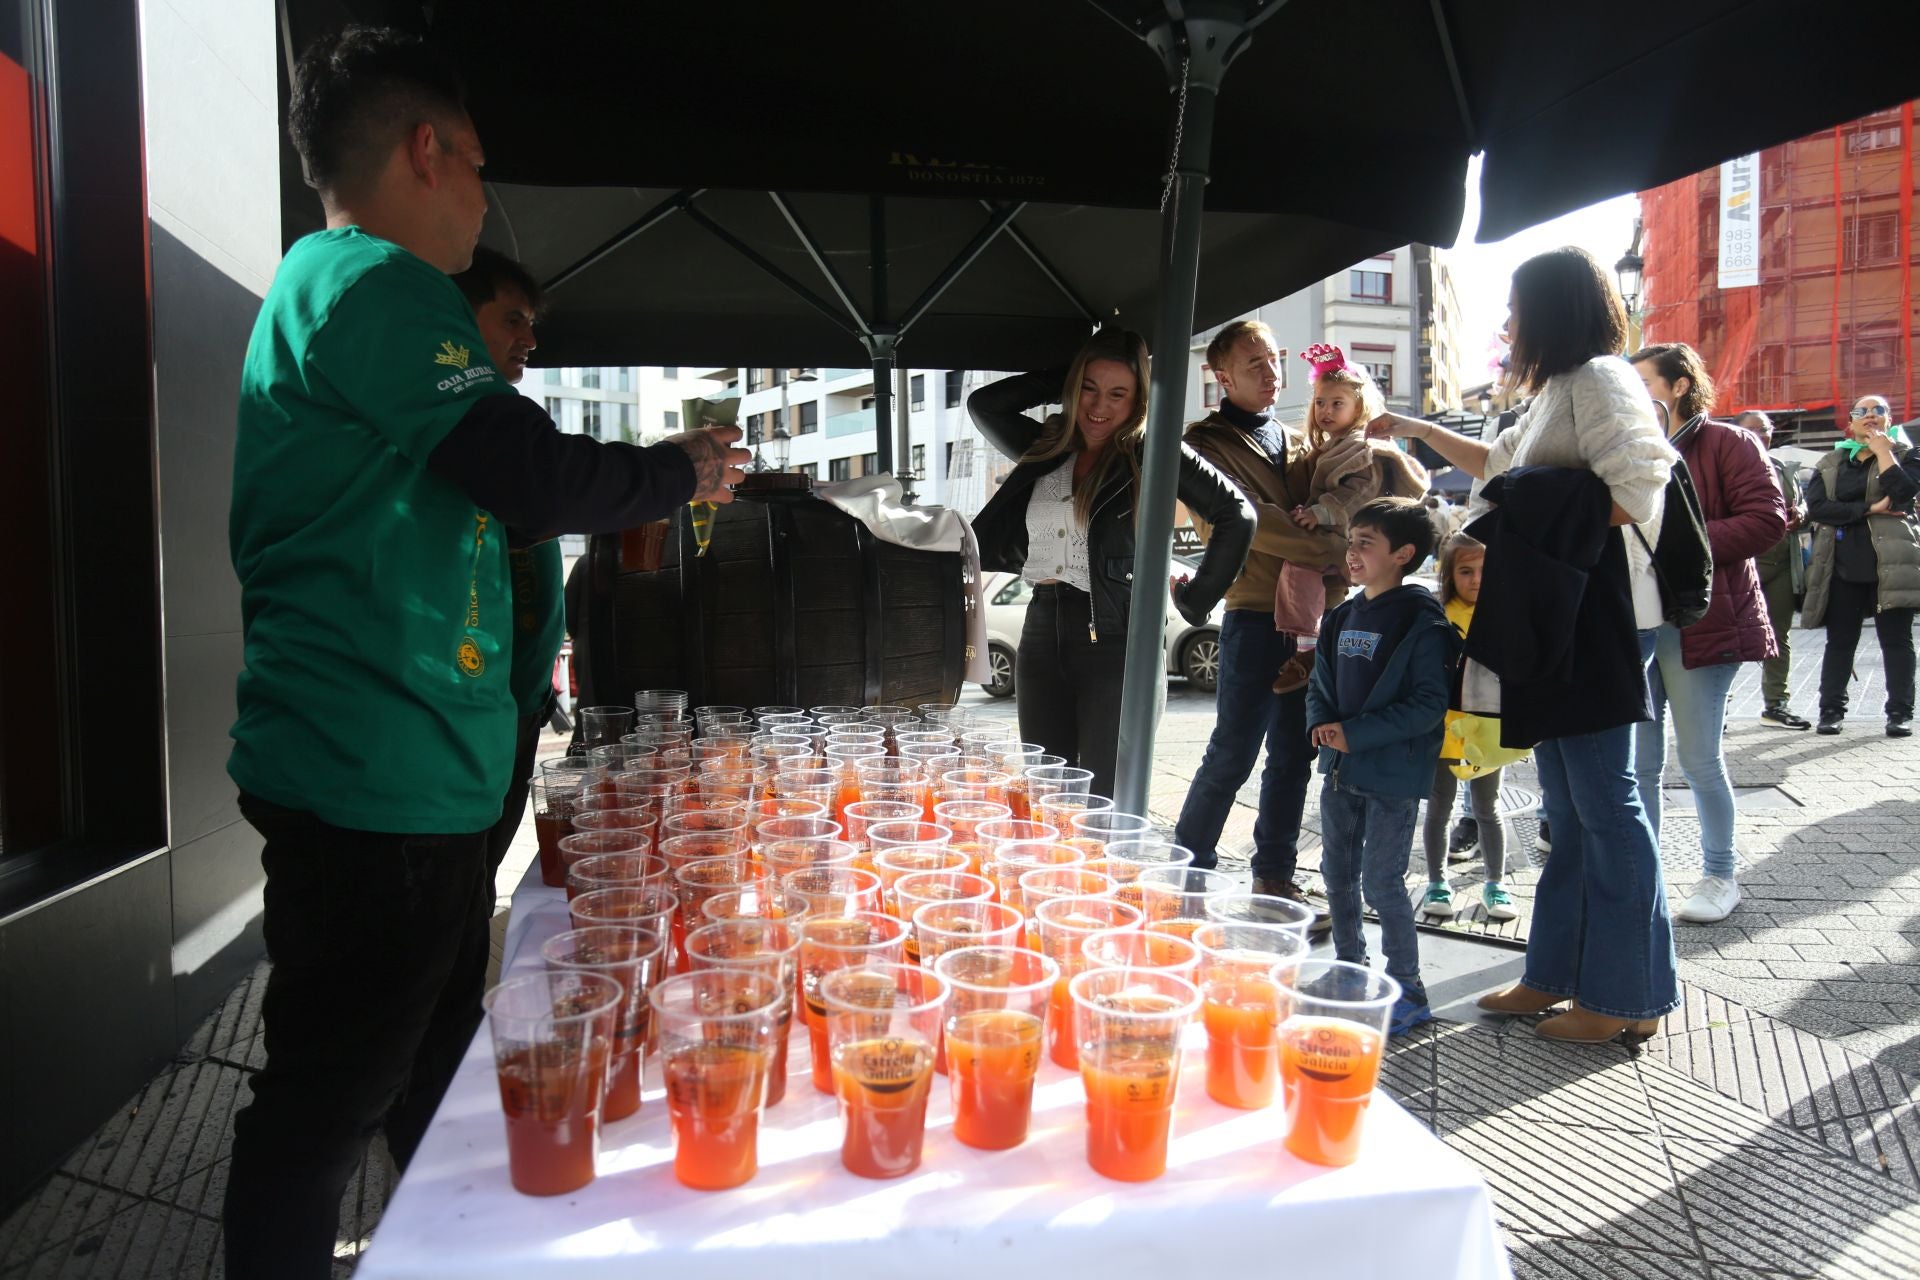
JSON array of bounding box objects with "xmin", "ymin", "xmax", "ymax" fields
[{"xmin": 975, "ymin": 556, "xmax": 1224, "ymax": 698}]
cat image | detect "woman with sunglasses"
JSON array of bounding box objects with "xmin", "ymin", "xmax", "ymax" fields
[
  {"xmin": 968, "ymin": 327, "xmax": 1254, "ymax": 798},
  {"xmin": 1802, "ymin": 395, "xmax": 1920, "ymax": 737}
]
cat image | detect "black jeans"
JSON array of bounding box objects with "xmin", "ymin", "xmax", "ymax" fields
[
  {"xmin": 224, "ymin": 794, "xmax": 493, "ymax": 1280},
  {"xmin": 1016, "ymin": 583, "xmax": 1138, "ymax": 800},
  {"xmin": 484, "ymin": 710, "xmax": 546, "ymax": 881},
  {"xmin": 1820, "ymin": 575, "xmax": 1917, "ymax": 720}
]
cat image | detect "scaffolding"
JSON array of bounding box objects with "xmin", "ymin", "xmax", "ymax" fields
[{"xmin": 1640, "ymin": 100, "xmax": 1917, "ymax": 443}]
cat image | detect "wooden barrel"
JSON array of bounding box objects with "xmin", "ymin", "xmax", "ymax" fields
[{"xmin": 578, "ymin": 481, "xmax": 967, "ymax": 711}]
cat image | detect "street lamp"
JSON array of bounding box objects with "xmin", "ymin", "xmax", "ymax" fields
[
  {"xmin": 771, "ymin": 368, "xmax": 818, "ymax": 472},
  {"xmin": 1614, "ymin": 248, "xmax": 1644, "ymax": 316},
  {"xmin": 1477, "ymin": 391, "xmax": 1492, "ymax": 417}
]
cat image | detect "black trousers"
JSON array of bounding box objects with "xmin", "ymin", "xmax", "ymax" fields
[
  {"xmin": 224, "ymin": 794, "xmax": 493, "ymax": 1280},
  {"xmin": 1820, "ymin": 575, "xmax": 1917, "ymax": 721},
  {"xmin": 1015, "ymin": 583, "xmax": 1147, "ymax": 801}
]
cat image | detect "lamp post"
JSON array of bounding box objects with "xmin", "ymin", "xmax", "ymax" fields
[
  {"xmin": 1615, "ymin": 217, "xmax": 1646, "ymax": 349},
  {"xmin": 771, "ymin": 368, "xmax": 818, "ymax": 472}
]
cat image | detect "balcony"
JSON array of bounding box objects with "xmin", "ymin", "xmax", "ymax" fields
[
  {"xmin": 826, "ymin": 410, "xmax": 876, "ymax": 439},
  {"xmin": 822, "ymin": 368, "xmax": 872, "ymax": 384}
]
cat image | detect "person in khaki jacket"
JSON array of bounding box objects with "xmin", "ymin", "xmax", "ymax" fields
[
  {"xmin": 1175, "ymin": 319, "xmax": 1347, "ymax": 913},
  {"xmin": 1802, "ymin": 394, "xmax": 1920, "ymax": 738}
]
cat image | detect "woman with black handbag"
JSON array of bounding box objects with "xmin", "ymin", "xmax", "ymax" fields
[
  {"xmin": 1630, "ymin": 344, "xmax": 1787, "ymax": 927},
  {"xmin": 1802, "ymin": 394, "xmax": 1920, "ymax": 738},
  {"xmin": 1372, "ymin": 248, "xmax": 1680, "ymax": 1045}
]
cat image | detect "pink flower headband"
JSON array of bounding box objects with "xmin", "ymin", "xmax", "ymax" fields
[{"xmin": 1301, "ymin": 342, "xmax": 1363, "ymax": 381}]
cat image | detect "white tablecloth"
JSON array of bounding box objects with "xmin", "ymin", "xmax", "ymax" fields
[{"xmin": 358, "ymin": 861, "xmax": 1510, "ymax": 1280}]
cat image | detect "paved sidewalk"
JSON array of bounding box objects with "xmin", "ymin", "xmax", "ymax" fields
[{"xmin": 8, "ymin": 623, "xmax": 1920, "ymax": 1277}]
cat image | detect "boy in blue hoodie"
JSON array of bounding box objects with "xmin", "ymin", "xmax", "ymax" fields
[{"xmin": 1307, "ymin": 497, "xmax": 1456, "ymax": 1034}]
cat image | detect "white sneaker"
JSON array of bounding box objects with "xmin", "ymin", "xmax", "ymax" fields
[{"xmin": 1675, "ymin": 876, "xmax": 1740, "ymax": 924}]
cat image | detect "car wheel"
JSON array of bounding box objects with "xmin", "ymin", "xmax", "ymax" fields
[
  {"xmin": 982, "ymin": 642, "xmax": 1017, "ymax": 698},
  {"xmin": 1181, "ymin": 631, "xmax": 1221, "ymax": 692}
]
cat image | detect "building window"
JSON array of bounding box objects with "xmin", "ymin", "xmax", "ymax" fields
[
  {"xmin": 830, "ymin": 457, "xmax": 852, "ymax": 483},
  {"xmin": 945, "ymin": 442, "xmax": 958, "ymax": 476},
  {"xmin": 1848, "ymin": 125, "xmax": 1903, "ymax": 155},
  {"xmin": 800, "ymin": 463, "xmax": 819, "ymax": 481},
  {"xmin": 615, "ymin": 403, "xmax": 631, "ymax": 440},
  {"xmin": 1353, "ymin": 345, "xmax": 1395, "ymax": 398},
  {"xmin": 663, "ymin": 410, "xmax": 680, "ymax": 434},
  {"xmin": 1844, "ymin": 212, "xmax": 1899, "ymax": 267},
  {"xmin": 747, "ymin": 368, "xmax": 766, "ymax": 393},
  {"xmin": 582, "ymin": 368, "xmax": 602, "ymax": 389},
  {"xmin": 582, "ymin": 401, "xmax": 603, "ymax": 438},
  {"xmin": 1275, "ymin": 350, "xmax": 1289, "ymax": 389},
  {"xmin": 860, "ymin": 396, "xmax": 875, "ymax": 411},
  {"xmin": 1350, "ymin": 269, "xmax": 1391, "ymax": 303},
  {"xmin": 859, "ymin": 452, "xmax": 879, "ymax": 477},
  {"xmin": 1849, "ymin": 324, "xmax": 1900, "ymax": 379},
  {"xmin": 745, "ymin": 413, "xmax": 762, "ymax": 445},
  {"xmin": 662, "ymin": 366, "xmax": 679, "ymax": 379},
  {"xmin": 544, "ymin": 396, "xmax": 564, "ymax": 424},
  {"xmin": 910, "ymin": 374, "xmax": 926, "ymax": 409},
  {"xmin": 616, "ymin": 368, "xmax": 633, "ymax": 392},
  {"xmin": 797, "ymin": 401, "xmax": 819, "ymax": 435},
  {"xmin": 944, "ymin": 370, "xmax": 964, "ymax": 408},
  {"xmin": 1201, "ymin": 366, "xmax": 1221, "ymax": 409},
  {"xmin": 912, "ymin": 445, "xmax": 926, "ymax": 475}
]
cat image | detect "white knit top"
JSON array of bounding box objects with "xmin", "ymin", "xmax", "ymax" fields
[
  {"xmin": 1475, "ymin": 356, "xmax": 1679, "ymax": 628},
  {"xmin": 1022, "ymin": 459, "xmax": 1091, "ymax": 592}
]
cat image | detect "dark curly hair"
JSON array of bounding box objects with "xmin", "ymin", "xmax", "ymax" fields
[{"xmin": 289, "ymin": 26, "xmax": 467, "ymax": 196}]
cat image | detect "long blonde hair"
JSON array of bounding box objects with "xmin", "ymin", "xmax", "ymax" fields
[{"xmin": 1022, "ymin": 327, "xmax": 1150, "ymax": 526}]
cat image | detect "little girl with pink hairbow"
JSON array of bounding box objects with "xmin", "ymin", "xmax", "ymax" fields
[{"xmin": 1269, "ymin": 343, "xmax": 1430, "ymax": 693}]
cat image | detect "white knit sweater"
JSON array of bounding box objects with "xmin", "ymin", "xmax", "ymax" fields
[{"xmin": 1474, "ymin": 355, "xmax": 1679, "ymax": 628}]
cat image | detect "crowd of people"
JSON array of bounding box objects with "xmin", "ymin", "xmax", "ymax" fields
[{"xmin": 219, "ymin": 23, "xmax": 1920, "ymax": 1279}]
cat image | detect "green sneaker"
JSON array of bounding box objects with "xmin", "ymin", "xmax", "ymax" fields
[
  {"xmin": 1482, "ymin": 882, "xmax": 1519, "ymax": 921},
  {"xmin": 1420, "ymin": 881, "xmax": 1456, "ymax": 918}
]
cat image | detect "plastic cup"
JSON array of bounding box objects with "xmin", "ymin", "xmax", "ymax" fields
[
  {"xmin": 1080, "ymin": 928, "xmax": 1200, "ymax": 981},
  {"xmin": 761, "ymin": 837, "xmax": 861, "ymax": 880},
  {"xmin": 686, "ymin": 919, "xmax": 804, "ymax": 1106},
  {"xmin": 937, "ymin": 769, "xmax": 1012, "ymax": 810},
  {"xmin": 913, "ymin": 900, "xmax": 1025, "ymax": 967},
  {"xmin": 843, "ymin": 800, "xmax": 923, "ymax": 870},
  {"xmin": 1034, "ymin": 895, "xmax": 1143, "ymax": 1070},
  {"xmin": 1066, "ymin": 810, "xmax": 1156, "ymax": 859},
  {"xmin": 1019, "ymin": 866, "xmax": 1118, "ymax": 922},
  {"xmin": 1204, "ymin": 892, "xmax": 1317, "ymax": 937},
  {"xmin": 541, "ymin": 756, "xmax": 610, "ymax": 789},
  {"xmin": 1025, "ymin": 764, "xmax": 1094, "ymax": 806},
  {"xmin": 484, "ymin": 970, "xmax": 622, "ymax": 1195},
  {"xmin": 649, "ymin": 970, "xmax": 781, "ymax": 1189},
  {"xmin": 672, "ymin": 859, "xmax": 767, "ymax": 972},
  {"xmin": 752, "ymin": 815, "xmax": 843, "ymax": 853},
  {"xmin": 1191, "ymin": 922, "xmax": 1311, "ymax": 1110},
  {"xmin": 935, "ymin": 947, "xmax": 1058, "ymax": 1150},
  {"xmin": 780, "ymin": 866, "xmax": 885, "ymax": 918},
  {"xmin": 988, "ymin": 840, "xmax": 1086, "ymax": 907},
  {"xmin": 531, "ymin": 778, "xmax": 588, "ymax": 887},
  {"xmin": 932, "ymin": 800, "xmax": 1012, "ymax": 876},
  {"xmin": 659, "ymin": 809, "xmax": 749, "ymax": 851},
  {"xmin": 741, "ymin": 796, "xmax": 830, "ymax": 838},
  {"xmin": 695, "ymin": 765, "xmax": 758, "ymax": 804},
  {"xmin": 893, "ymin": 872, "xmax": 996, "ymax": 964},
  {"xmin": 569, "ymin": 808, "xmax": 660, "ymax": 844},
  {"xmin": 775, "ymin": 768, "xmax": 841, "ymax": 809},
  {"xmin": 821, "ymin": 963, "xmax": 949, "ymax": 1179},
  {"xmin": 854, "ymin": 759, "xmax": 926, "ymax": 807},
  {"xmin": 1137, "ymin": 866, "xmax": 1240, "ymax": 941},
  {"xmin": 799, "ymin": 912, "xmax": 908, "ymax": 1094},
  {"xmin": 556, "ymin": 830, "xmax": 649, "ymax": 887},
  {"xmin": 702, "ymin": 886, "xmax": 813, "ymax": 925},
  {"xmin": 1069, "ymin": 968, "xmax": 1202, "ymax": 1182},
  {"xmin": 1272, "ymin": 960, "xmax": 1399, "ymax": 1167},
  {"xmin": 579, "ymin": 705, "xmax": 636, "ymax": 748},
  {"xmin": 569, "ymin": 886, "xmax": 675, "ymax": 938},
  {"xmin": 1102, "ymin": 838, "xmax": 1193, "ymax": 910},
  {"xmin": 565, "ymin": 852, "xmax": 670, "ymax": 902},
  {"xmin": 1032, "ymin": 793, "xmax": 1114, "ymax": 844},
  {"xmin": 540, "ymin": 926, "xmax": 667, "ymax": 1122}
]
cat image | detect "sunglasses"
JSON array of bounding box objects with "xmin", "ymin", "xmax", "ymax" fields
[{"xmin": 1850, "ymin": 405, "xmax": 1888, "ymax": 419}]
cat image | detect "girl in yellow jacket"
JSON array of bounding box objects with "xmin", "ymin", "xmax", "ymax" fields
[{"xmin": 1419, "ymin": 533, "xmax": 1519, "ymax": 921}]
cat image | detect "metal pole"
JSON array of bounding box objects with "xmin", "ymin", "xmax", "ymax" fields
[
  {"xmin": 896, "ymin": 365, "xmax": 914, "ymax": 497},
  {"xmin": 1111, "ymin": 20, "xmax": 1241, "ymax": 815},
  {"xmin": 869, "ymin": 199, "xmax": 896, "ymax": 475}
]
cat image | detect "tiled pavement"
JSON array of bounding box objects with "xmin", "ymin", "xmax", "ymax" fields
[{"xmin": 9, "ymin": 620, "xmax": 1920, "ymax": 1276}]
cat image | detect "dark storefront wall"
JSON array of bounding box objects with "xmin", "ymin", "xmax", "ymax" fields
[{"xmin": 0, "ymin": 0, "xmax": 274, "ymax": 1203}]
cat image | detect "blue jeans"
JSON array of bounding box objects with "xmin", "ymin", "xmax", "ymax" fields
[
  {"xmin": 1634, "ymin": 623, "xmax": 1739, "ymax": 880},
  {"xmin": 1318, "ymin": 779, "xmax": 1427, "ymax": 1007},
  {"xmin": 1175, "ymin": 610, "xmax": 1313, "ymax": 880},
  {"xmin": 1524, "ymin": 630, "xmax": 1680, "ymax": 1021}
]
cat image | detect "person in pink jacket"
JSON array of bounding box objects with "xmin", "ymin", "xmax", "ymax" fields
[{"xmin": 1630, "ymin": 344, "xmax": 1788, "ymax": 925}]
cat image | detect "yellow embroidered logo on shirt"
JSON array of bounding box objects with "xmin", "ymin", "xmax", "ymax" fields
[
  {"xmin": 456, "ymin": 637, "xmax": 485, "ymax": 677},
  {"xmin": 435, "ymin": 341, "xmax": 471, "ymax": 370}
]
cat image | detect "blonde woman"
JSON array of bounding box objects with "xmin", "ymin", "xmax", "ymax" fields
[{"xmin": 968, "ymin": 328, "xmax": 1254, "ymax": 796}]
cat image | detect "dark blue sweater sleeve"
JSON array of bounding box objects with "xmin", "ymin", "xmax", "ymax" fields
[{"xmin": 427, "ymin": 392, "xmax": 697, "ymax": 536}]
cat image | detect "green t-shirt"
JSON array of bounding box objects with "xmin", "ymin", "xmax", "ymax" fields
[
  {"xmin": 508, "ymin": 539, "xmax": 567, "ymax": 717},
  {"xmin": 229, "ymin": 228, "xmax": 516, "ymax": 833}
]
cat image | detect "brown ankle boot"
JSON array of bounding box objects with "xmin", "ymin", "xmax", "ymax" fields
[
  {"xmin": 1271, "ymin": 653, "xmax": 1313, "ymax": 695},
  {"xmin": 1475, "ymin": 984, "xmax": 1567, "ymax": 1015},
  {"xmin": 1534, "ymin": 1005, "xmax": 1662, "ymax": 1044}
]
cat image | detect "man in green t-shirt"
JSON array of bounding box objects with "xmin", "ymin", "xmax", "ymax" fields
[
  {"xmin": 453, "ymin": 247, "xmax": 565, "ymax": 884},
  {"xmin": 223, "ymin": 28, "xmax": 748, "ymax": 1280}
]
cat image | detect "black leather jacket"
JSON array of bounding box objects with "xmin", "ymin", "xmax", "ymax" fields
[{"xmin": 967, "ymin": 371, "xmax": 1254, "ymax": 642}]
